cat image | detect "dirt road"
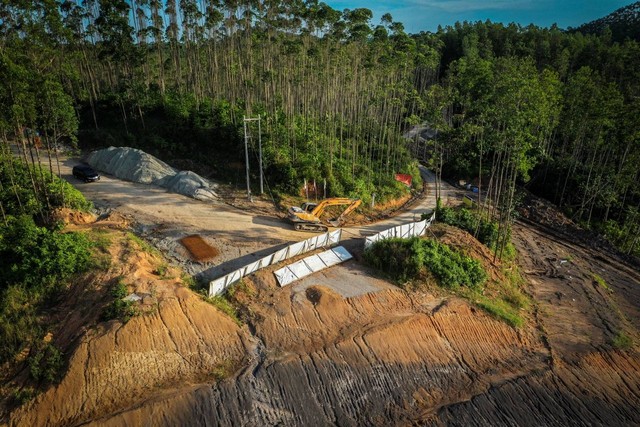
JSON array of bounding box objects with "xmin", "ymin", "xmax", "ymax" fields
[{"xmin": 55, "ymin": 153, "xmax": 462, "ymax": 293}]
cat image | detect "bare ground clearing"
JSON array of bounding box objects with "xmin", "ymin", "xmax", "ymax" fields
[{"xmin": 3, "ymin": 148, "xmax": 639, "ymax": 426}]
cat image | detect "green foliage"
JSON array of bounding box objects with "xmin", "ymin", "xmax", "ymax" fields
[
  {"xmin": 436, "ymin": 205, "xmax": 500, "ymax": 251},
  {"xmin": 0, "ymin": 155, "xmax": 92, "ymax": 216},
  {"xmin": 154, "ymin": 263, "xmax": 169, "ymax": 278},
  {"xmin": 592, "ymin": 273, "xmax": 612, "ymax": 292},
  {"xmin": 102, "ymin": 278, "xmax": 137, "ymax": 323},
  {"xmin": 612, "ymin": 331, "xmax": 634, "ymax": 350},
  {"xmin": 0, "ymin": 215, "xmax": 92, "ymax": 291},
  {"xmin": 211, "ymin": 359, "xmax": 240, "ymax": 382},
  {"xmin": 29, "ymin": 343, "xmax": 64, "ymax": 384},
  {"xmin": 12, "ymin": 387, "xmax": 38, "ymax": 406},
  {"xmin": 472, "ymin": 294, "xmax": 525, "ymax": 328},
  {"xmin": 364, "ymin": 237, "xmax": 487, "ymax": 290},
  {"xmin": 204, "ymin": 294, "xmax": 242, "ymax": 326},
  {"xmin": 125, "ymin": 232, "xmax": 159, "ymax": 256}
]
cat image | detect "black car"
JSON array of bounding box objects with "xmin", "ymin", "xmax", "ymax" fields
[{"xmin": 72, "ymin": 164, "xmax": 100, "ymax": 182}]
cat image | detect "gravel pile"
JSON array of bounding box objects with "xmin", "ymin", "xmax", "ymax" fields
[{"xmin": 87, "ymin": 147, "xmax": 219, "ymax": 201}]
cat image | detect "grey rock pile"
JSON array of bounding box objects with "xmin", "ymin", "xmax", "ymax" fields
[{"xmin": 87, "ymin": 147, "xmax": 219, "ymax": 201}]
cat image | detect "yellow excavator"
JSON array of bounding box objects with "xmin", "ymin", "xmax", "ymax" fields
[{"xmin": 287, "ymin": 197, "xmax": 362, "ymax": 232}]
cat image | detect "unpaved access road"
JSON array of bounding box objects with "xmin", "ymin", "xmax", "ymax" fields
[{"xmin": 54, "ymin": 153, "xmax": 462, "ymax": 293}]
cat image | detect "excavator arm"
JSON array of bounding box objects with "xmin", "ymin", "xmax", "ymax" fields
[{"xmin": 288, "ymin": 197, "xmax": 361, "ymax": 232}]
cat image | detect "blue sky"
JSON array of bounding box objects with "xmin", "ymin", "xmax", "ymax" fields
[{"xmin": 325, "ymin": 1, "xmax": 637, "ymax": 33}]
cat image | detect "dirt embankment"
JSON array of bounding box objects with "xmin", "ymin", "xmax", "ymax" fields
[
  {"xmin": 4, "ymin": 217, "xmax": 248, "ymax": 427},
  {"xmin": 5, "ymin": 207, "xmax": 640, "ymax": 426}
]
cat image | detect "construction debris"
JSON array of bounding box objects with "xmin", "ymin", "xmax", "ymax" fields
[{"xmin": 180, "ymin": 234, "xmax": 220, "ymax": 261}]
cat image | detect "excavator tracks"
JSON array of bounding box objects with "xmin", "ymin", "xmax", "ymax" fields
[{"xmin": 294, "ymin": 223, "xmax": 329, "ymax": 233}]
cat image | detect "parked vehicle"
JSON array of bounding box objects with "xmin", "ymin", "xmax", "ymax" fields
[{"xmin": 72, "ymin": 164, "xmax": 100, "ymax": 182}]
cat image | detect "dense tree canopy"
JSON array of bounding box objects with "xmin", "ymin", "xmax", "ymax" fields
[{"xmin": 1, "ymin": 1, "xmax": 639, "ymax": 255}]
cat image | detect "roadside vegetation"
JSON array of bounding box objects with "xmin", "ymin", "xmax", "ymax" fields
[
  {"xmin": 364, "ymin": 237, "xmax": 486, "ymax": 289},
  {"xmin": 364, "ymin": 220, "xmax": 530, "ymax": 327},
  {"xmin": 0, "ymin": 154, "xmax": 120, "ymax": 410},
  {"xmin": 0, "ymin": 155, "xmax": 95, "ymax": 367}
]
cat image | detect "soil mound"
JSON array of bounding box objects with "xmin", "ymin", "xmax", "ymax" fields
[
  {"xmin": 86, "ymin": 147, "xmax": 219, "ymax": 201},
  {"xmin": 50, "ymin": 207, "xmax": 96, "ymax": 225},
  {"xmin": 87, "ymin": 146, "xmax": 175, "ymax": 186},
  {"xmin": 165, "ymin": 170, "xmax": 218, "ymax": 201}
]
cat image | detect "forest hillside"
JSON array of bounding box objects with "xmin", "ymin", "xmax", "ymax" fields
[{"xmin": 1, "ymin": 1, "xmax": 639, "ymax": 256}]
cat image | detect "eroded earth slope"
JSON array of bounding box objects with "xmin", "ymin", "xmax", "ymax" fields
[{"xmin": 6, "ymin": 214, "xmax": 638, "ymax": 426}]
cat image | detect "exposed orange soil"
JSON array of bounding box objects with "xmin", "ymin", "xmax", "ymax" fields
[
  {"xmin": 3, "ymin": 206, "xmax": 640, "ymax": 426},
  {"xmin": 3, "ymin": 218, "xmax": 247, "ymax": 427}
]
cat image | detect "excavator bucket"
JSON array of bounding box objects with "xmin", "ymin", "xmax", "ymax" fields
[{"xmin": 327, "ymin": 218, "xmax": 341, "ymax": 227}]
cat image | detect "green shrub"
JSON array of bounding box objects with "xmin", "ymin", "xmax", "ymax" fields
[
  {"xmin": 0, "ymin": 155, "xmax": 92, "ymax": 215},
  {"xmin": 0, "ymin": 215, "xmax": 92, "ymax": 292},
  {"xmin": 12, "ymin": 387, "xmax": 38, "ymax": 405},
  {"xmin": 434, "ymin": 205, "xmax": 500, "ymax": 251},
  {"xmin": 102, "ymin": 279, "xmax": 137, "ymax": 323},
  {"xmin": 364, "ymin": 237, "xmax": 487, "ymax": 290},
  {"xmin": 29, "ymin": 343, "xmax": 64, "ymax": 384}
]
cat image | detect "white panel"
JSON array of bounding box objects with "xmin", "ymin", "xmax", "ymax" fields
[
  {"xmin": 332, "ymin": 246, "xmax": 353, "ymax": 262},
  {"xmin": 272, "ymin": 248, "xmax": 288, "ymax": 263},
  {"xmin": 228, "ymin": 270, "xmax": 243, "ymax": 284},
  {"xmin": 211, "ymin": 229, "xmax": 347, "ymax": 295},
  {"xmin": 274, "ymin": 267, "xmax": 298, "ymax": 287},
  {"xmin": 328, "ymin": 229, "xmax": 342, "ymax": 245},
  {"xmin": 287, "ymin": 241, "xmax": 306, "ymax": 257},
  {"xmin": 318, "ymin": 249, "xmax": 342, "ymax": 265},
  {"xmin": 209, "ymin": 278, "xmax": 227, "ymax": 296},
  {"xmin": 289, "ymin": 260, "xmax": 313, "ymax": 277},
  {"xmin": 244, "ymin": 260, "xmax": 261, "ymax": 275},
  {"xmin": 303, "ymin": 255, "xmax": 327, "ymax": 271},
  {"xmin": 258, "ymin": 254, "xmax": 274, "ymax": 268},
  {"xmin": 274, "ymin": 246, "xmax": 352, "ymax": 286}
]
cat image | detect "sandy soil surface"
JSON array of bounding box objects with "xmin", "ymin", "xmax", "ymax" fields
[
  {"xmin": 50, "ymin": 150, "xmax": 464, "ymax": 296},
  {"xmin": 4, "ymin": 147, "xmax": 639, "ymax": 426}
]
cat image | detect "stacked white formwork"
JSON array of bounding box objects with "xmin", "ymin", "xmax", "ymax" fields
[{"xmin": 208, "ymin": 229, "xmax": 342, "ymax": 296}]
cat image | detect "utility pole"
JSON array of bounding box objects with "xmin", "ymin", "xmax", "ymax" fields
[
  {"xmin": 243, "ymin": 116, "xmax": 263, "ymax": 197},
  {"xmin": 243, "ymin": 116, "xmax": 251, "ymax": 201},
  {"xmin": 257, "ymin": 116, "xmax": 263, "ymax": 194}
]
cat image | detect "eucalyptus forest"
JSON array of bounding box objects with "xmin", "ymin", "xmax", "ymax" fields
[{"xmin": 1, "ymin": 0, "xmax": 640, "ymax": 257}]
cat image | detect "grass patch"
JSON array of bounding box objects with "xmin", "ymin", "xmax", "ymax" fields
[
  {"xmin": 211, "ymin": 358, "xmax": 241, "ymax": 382},
  {"xmin": 204, "ymin": 293, "xmax": 242, "ymax": 326},
  {"xmin": 181, "ymin": 272, "xmax": 197, "ymax": 289},
  {"xmin": 125, "ymin": 232, "xmax": 160, "ymax": 256},
  {"xmin": 154, "ymin": 263, "xmax": 170, "ymax": 279},
  {"xmin": 612, "ymin": 331, "xmax": 633, "ymax": 350},
  {"xmin": 87, "ymin": 228, "xmax": 112, "ymax": 253},
  {"xmin": 471, "ymin": 293, "xmax": 525, "ymax": 328},
  {"xmin": 592, "ymin": 273, "xmax": 612, "ymax": 292},
  {"xmin": 102, "ymin": 278, "xmax": 138, "ymax": 323}
]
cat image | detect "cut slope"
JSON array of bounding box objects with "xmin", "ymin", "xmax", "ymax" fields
[{"xmin": 6, "ymin": 225, "xmax": 247, "ymax": 427}]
